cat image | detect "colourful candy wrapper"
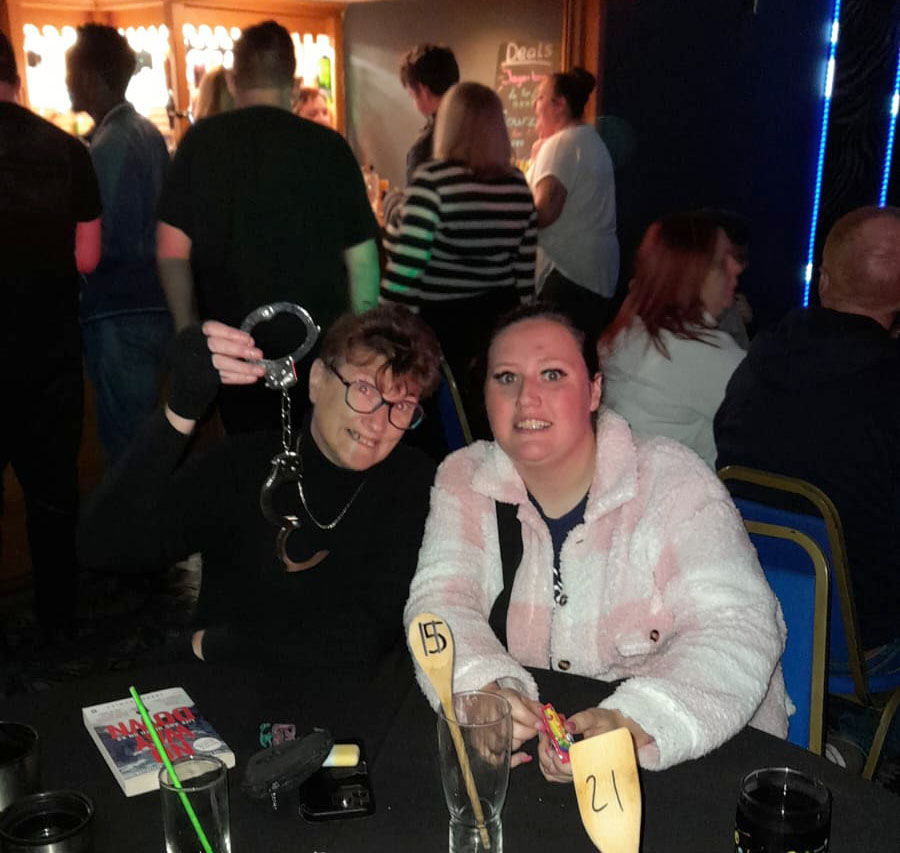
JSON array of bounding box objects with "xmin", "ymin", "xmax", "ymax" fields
[{"xmin": 541, "ymin": 703, "xmax": 574, "ymax": 763}]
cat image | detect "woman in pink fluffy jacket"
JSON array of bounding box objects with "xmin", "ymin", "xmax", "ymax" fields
[{"xmin": 404, "ymin": 304, "xmax": 788, "ymax": 778}]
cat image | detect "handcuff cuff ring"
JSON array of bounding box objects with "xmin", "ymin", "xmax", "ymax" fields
[{"xmin": 240, "ymin": 302, "xmax": 320, "ymax": 391}]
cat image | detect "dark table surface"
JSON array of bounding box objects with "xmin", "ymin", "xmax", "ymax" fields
[{"xmin": 2, "ymin": 653, "xmax": 898, "ymax": 851}]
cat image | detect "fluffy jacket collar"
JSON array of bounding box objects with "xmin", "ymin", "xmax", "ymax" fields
[{"xmin": 469, "ymin": 409, "xmax": 639, "ymax": 524}]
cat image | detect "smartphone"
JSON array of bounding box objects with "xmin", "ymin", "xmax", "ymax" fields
[{"xmin": 297, "ymin": 739, "xmax": 375, "ymax": 821}]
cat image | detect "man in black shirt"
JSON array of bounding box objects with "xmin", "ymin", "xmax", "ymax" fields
[
  {"xmin": 715, "ymin": 206, "xmax": 900, "ymax": 655},
  {"xmin": 0, "ymin": 30, "xmax": 102, "ymax": 640},
  {"xmin": 157, "ymin": 20, "xmax": 379, "ymax": 433}
]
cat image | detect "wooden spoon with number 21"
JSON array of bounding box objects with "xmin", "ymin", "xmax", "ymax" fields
[{"xmin": 570, "ymin": 727, "xmax": 641, "ymax": 852}]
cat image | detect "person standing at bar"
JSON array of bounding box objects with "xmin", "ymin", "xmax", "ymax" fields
[
  {"xmin": 527, "ymin": 67, "xmax": 618, "ymax": 337},
  {"xmin": 400, "ymin": 44, "xmax": 459, "ymax": 183},
  {"xmin": 382, "ymin": 44, "xmax": 460, "ymax": 227},
  {"xmin": 157, "ymin": 20, "xmax": 379, "ymax": 433},
  {"xmin": 1, "ymin": 30, "xmax": 101, "ymax": 642},
  {"xmin": 192, "ymin": 65, "xmax": 233, "ymax": 121},
  {"xmin": 66, "ymin": 24, "xmax": 172, "ymax": 464},
  {"xmin": 381, "ymin": 82, "xmax": 536, "ymax": 440},
  {"xmin": 293, "ymin": 86, "xmax": 333, "ymax": 129}
]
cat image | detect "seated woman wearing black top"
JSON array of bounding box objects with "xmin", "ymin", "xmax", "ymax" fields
[{"xmin": 78, "ymin": 305, "xmax": 442, "ymax": 670}]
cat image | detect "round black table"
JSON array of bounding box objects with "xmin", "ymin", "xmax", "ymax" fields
[{"xmin": 2, "ymin": 654, "xmax": 898, "ymax": 851}]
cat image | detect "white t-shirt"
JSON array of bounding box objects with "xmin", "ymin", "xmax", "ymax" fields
[
  {"xmin": 601, "ymin": 319, "xmax": 746, "ymax": 469},
  {"xmin": 527, "ymin": 124, "xmax": 618, "ymax": 297}
]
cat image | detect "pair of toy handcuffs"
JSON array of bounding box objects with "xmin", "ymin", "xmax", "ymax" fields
[{"xmin": 240, "ymin": 303, "xmax": 321, "ymax": 564}]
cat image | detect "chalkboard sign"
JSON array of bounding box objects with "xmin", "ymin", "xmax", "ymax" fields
[{"xmin": 495, "ymin": 40, "xmax": 557, "ymax": 170}]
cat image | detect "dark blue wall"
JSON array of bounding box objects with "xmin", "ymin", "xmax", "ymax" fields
[
  {"xmin": 815, "ymin": 0, "xmax": 900, "ymax": 274},
  {"xmin": 602, "ymin": 0, "xmax": 897, "ymax": 329}
]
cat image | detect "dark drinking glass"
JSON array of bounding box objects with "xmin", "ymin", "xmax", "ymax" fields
[
  {"xmin": 735, "ymin": 767, "xmax": 830, "ymax": 853},
  {"xmin": 0, "ymin": 790, "xmax": 94, "ymax": 853},
  {"xmin": 0, "ymin": 722, "xmax": 40, "ymax": 812}
]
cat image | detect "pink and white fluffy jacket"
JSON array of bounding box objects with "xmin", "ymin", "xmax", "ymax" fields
[{"xmin": 405, "ymin": 410, "xmax": 789, "ymax": 770}]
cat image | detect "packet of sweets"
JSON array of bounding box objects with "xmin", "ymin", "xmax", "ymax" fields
[{"xmin": 541, "ymin": 703, "xmax": 574, "ymax": 763}]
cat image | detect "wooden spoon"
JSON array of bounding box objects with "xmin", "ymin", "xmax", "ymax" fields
[
  {"xmin": 569, "ymin": 727, "xmax": 641, "ymax": 852},
  {"xmin": 408, "ymin": 612, "xmax": 492, "ymax": 850}
]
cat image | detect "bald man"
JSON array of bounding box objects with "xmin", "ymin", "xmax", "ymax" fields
[{"xmin": 715, "ymin": 206, "xmax": 900, "ymax": 658}]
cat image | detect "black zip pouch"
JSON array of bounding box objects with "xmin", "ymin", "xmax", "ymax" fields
[{"xmin": 241, "ymin": 727, "xmax": 334, "ymax": 812}]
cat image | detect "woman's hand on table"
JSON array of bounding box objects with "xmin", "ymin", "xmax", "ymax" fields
[
  {"xmin": 481, "ymin": 683, "xmax": 543, "ymax": 768},
  {"xmin": 537, "ymin": 707, "xmax": 653, "ymax": 783}
]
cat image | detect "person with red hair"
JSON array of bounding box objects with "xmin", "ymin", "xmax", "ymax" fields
[{"xmin": 598, "ymin": 212, "xmax": 744, "ymax": 468}]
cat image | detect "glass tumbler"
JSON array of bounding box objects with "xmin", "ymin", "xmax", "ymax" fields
[
  {"xmin": 437, "ymin": 690, "xmax": 512, "ymax": 853},
  {"xmin": 735, "ymin": 766, "xmax": 831, "ymax": 853},
  {"xmin": 159, "ymin": 755, "xmax": 230, "ymax": 853}
]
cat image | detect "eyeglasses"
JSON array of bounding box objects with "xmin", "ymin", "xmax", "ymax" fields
[{"xmin": 328, "ymin": 363, "xmax": 424, "ymax": 430}]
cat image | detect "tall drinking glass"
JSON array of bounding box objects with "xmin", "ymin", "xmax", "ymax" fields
[
  {"xmin": 735, "ymin": 766, "xmax": 831, "ymax": 853},
  {"xmin": 437, "ymin": 691, "xmax": 512, "ymax": 853},
  {"xmin": 159, "ymin": 755, "xmax": 230, "ymax": 853}
]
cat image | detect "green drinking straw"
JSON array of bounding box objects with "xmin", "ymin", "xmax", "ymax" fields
[{"xmin": 129, "ymin": 686, "xmax": 214, "ymax": 853}]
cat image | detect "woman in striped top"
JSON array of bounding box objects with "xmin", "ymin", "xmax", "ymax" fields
[{"xmin": 381, "ymin": 81, "xmax": 537, "ymax": 438}]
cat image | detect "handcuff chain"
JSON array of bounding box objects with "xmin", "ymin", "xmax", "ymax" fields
[{"xmin": 280, "ymin": 388, "xmax": 293, "ymax": 454}]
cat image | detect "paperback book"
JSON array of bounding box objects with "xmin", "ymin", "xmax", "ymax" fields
[{"xmin": 82, "ymin": 686, "xmax": 235, "ymax": 797}]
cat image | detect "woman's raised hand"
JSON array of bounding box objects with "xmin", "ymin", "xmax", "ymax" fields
[
  {"xmin": 165, "ymin": 322, "xmax": 265, "ymax": 434},
  {"xmin": 202, "ymin": 320, "xmax": 265, "ymax": 385}
]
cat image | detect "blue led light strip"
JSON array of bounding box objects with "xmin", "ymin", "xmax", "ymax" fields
[
  {"xmin": 879, "ymin": 40, "xmax": 900, "ymax": 207},
  {"xmin": 803, "ymin": 1, "xmax": 842, "ymax": 307}
]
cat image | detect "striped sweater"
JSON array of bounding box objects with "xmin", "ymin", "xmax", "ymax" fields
[{"xmin": 381, "ymin": 159, "xmax": 537, "ymax": 306}]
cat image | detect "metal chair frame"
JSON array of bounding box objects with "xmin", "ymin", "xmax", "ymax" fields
[
  {"xmin": 743, "ymin": 520, "xmax": 829, "ymax": 754},
  {"xmin": 719, "ymin": 465, "xmax": 900, "ymax": 779},
  {"xmin": 438, "ymin": 359, "xmax": 473, "ymax": 449}
]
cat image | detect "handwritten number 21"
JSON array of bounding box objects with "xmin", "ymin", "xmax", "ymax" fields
[{"xmin": 586, "ymin": 770, "xmax": 624, "ymax": 814}]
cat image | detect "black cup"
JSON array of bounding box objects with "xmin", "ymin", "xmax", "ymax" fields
[
  {"xmin": 0, "ymin": 723, "xmax": 40, "ymax": 813},
  {"xmin": 0, "ymin": 791, "xmax": 94, "ymax": 853},
  {"xmin": 735, "ymin": 767, "xmax": 831, "ymax": 853}
]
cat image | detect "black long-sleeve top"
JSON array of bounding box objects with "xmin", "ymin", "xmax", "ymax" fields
[
  {"xmin": 715, "ymin": 307, "xmax": 900, "ymax": 649},
  {"xmin": 78, "ymin": 411, "xmax": 436, "ymax": 669}
]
